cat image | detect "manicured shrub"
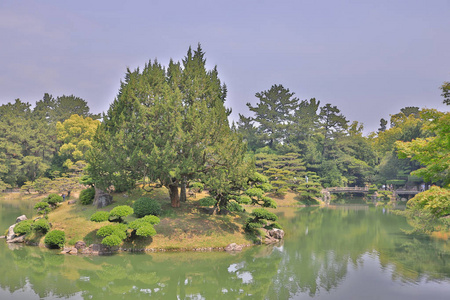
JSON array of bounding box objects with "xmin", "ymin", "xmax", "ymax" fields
[
  {"xmin": 140, "ymin": 215, "xmax": 160, "ymax": 225},
  {"xmin": 90, "ymin": 211, "xmax": 110, "ymax": 222},
  {"xmin": 33, "ymin": 218, "xmax": 51, "ymax": 234},
  {"xmin": 108, "ymin": 205, "xmax": 134, "ymax": 222},
  {"xmin": 101, "ymin": 234, "xmax": 123, "ymax": 247},
  {"xmin": 14, "ymin": 220, "xmax": 33, "ymax": 236},
  {"xmin": 133, "ymin": 197, "xmax": 162, "ymax": 217},
  {"xmin": 80, "ymin": 187, "xmax": 95, "ymax": 205},
  {"xmin": 34, "ymin": 201, "xmax": 49, "ymax": 210},
  {"xmin": 45, "ymin": 230, "xmax": 66, "ymax": 249},
  {"xmin": 136, "ymin": 224, "xmax": 157, "ymax": 237},
  {"xmin": 44, "ymin": 193, "xmax": 63, "ymax": 206},
  {"xmin": 198, "ymin": 196, "xmax": 216, "ymax": 207},
  {"xmin": 97, "ymin": 224, "xmax": 127, "ymax": 240},
  {"xmin": 245, "ymin": 208, "xmax": 280, "ymax": 232}
]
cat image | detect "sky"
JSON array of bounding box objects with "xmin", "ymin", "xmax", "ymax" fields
[{"xmin": 1, "ymin": 0, "xmax": 449, "ymax": 134}]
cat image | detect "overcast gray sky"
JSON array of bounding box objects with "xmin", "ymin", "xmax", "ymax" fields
[{"xmin": 1, "ymin": 0, "xmax": 449, "ymax": 134}]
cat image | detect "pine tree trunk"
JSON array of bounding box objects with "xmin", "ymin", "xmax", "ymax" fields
[
  {"xmin": 169, "ymin": 184, "xmax": 180, "ymax": 208},
  {"xmin": 180, "ymin": 180, "xmax": 187, "ymax": 202}
]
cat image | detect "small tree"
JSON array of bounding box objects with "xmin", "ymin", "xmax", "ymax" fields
[
  {"xmin": 44, "ymin": 193, "xmax": 63, "ymax": 206},
  {"xmin": 245, "ymin": 208, "xmax": 281, "ymax": 233},
  {"xmin": 108, "ymin": 205, "xmax": 134, "ymax": 223}
]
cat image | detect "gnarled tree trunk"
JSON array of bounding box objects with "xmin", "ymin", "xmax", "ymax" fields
[{"xmin": 169, "ymin": 183, "xmax": 180, "ymax": 208}]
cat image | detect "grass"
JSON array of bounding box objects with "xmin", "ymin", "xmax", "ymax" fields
[
  {"xmin": 3, "ymin": 187, "xmax": 299, "ymax": 251},
  {"xmin": 42, "ymin": 187, "xmax": 254, "ymax": 251}
]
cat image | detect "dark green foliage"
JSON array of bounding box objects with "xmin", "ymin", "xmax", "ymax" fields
[
  {"xmin": 80, "ymin": 187, "xmax": 95, "ymax": 205},
  {"xmin": 386, "ymin": 179, "xmax": 406, "ymax": 187},
  {"xmin": 133, "ymin": 197, "xmax": 162, "ymax": 217},
  {"xmin": 14, "ymin": 220, "xmax": 33, "ymax": 236},
  {"xmin": 90, "ymin": 211, "xmax": 110, "ymax": 222},
  {"xmin": 245, "ymin": 208, "xmax": 280, "ymax": 232},
  {"xmin": 108, "ymin": 205, "xmax": 133, "ymax": 222},
  {"xmin": 227, "ymin": 201, "xmax": 244, "ymax": 212},
  {"xmin": 44, "ymin": 230, "xmax": 66, "ymax": 249},
  {"xmin": 33, "ymin": 218, "xmax": 51, "ymax": 234},
  {"xmin": 44, "ymin": 193, "xmax": 63, "ymax": 206},
  {"xmin": 297, "ymin": 172, "xmax": 322, "ymax": 205},
  {"xmin": 198, "ymin": 196, "xmax": 216, "ymax": 207}
]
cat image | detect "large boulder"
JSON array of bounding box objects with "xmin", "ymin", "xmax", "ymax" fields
[
  {"xmin": 15, "ymin": 215, "xmax": 27, "ymax": 223},
  {"xmin": 93, "ymin": 187, "xmax": 113, "ymax": 208},
  {"xmin": 262, "ymin": 228, "xmax": 285, "ymax": 244},
  {"xmin": 225, "ymin": 243, "xmax": 243, "ymax": 252},
  {"xmin": 74, "ymin": 240, "xmax": 87, "ymax": 250}
]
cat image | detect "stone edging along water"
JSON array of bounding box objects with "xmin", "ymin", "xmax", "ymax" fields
[{"xmin": 3, "ymin": 215, "xmax": 285, "ymax": 255}]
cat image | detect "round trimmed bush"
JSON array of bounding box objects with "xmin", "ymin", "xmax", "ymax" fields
[
  {"xmin": 90, "ymin": 211, "xmax": 110, "ymax": 222},
  {"xmin": 34, "ymin": 201, "xmax": 49, "ymax": 210},
  {"xmin": 14, "ymin": 220, "xmax": 33, "ymax": 236},
  {"xmin": 198, "ymin": 196, "xmax": 216, "ymax": 207},
  {"xmin": 133, "ymin": 197, "xmax": 162, "ymax": 217},
  {"xmin": 136, "ymin": 224, "xmax": 157, "ymax": 237},
  {"xmin": 33, "ymin": 218, "xmax": 51, "ymax": 234},
  {"xmin": 101, "ymin": 234, "xmax": 123, "ymax": 247},
  {"xmin": 80, "ymin": 187, "xmax": 95, "ymax": 205},
  {"xmin": 45, "ymin": 230, "xmax": 66, "ymax": 249},
  {"xmin": 108, "ymin": 205, "xmax": 133, "ymax": 222},
  {"xmin": 97, "ymin": 224, "xmax": 127, "ymax": 240},
  {"xmin": 44, "ymin": 193, "xmax": 63, "ymax": 206}
]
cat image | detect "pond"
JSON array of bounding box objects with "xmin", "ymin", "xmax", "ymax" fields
[{"xmin": 1, "ymin": 199, "xmax": 449, "ymax": 299}]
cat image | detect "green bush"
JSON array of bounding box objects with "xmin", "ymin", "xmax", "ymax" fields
[
  {"xmin": 140, "ymin": 215, "xmax": 160, "ymax": 225},
  {"xmin": 80, "ymin": 187, "xmax": 95, "ymax": 205},
  {"xmin": 33, "ymin": 218, "xmax": 51, "ymax": 234},
  {"xmin": 245, "ymin": 208, "xmax": 280, "ymax": 232},
  {"xmin": 101, "ymin": 234, "xmax": 123, "ymax": 247},
  {"xmin": 133, "ymin": 197, "xmax": 162, "ymax": 217},
  {"xmin": 227, "ymin": 201, "xmax": 244, "ymax": 212},
  {"xmin": 108, "ymin": 205, "xmax": 134, "ymax": 222},
  {"xmin": 14, "ymin": 220, "xmax": 33, "ymax": 236},
  {"xmin": 45, "ymin": 230, "xmax": 66, "ymax": 249},
  {"xmin": 136, "ymin": 224, "xmax": 157, "ymax": 237},
  {"xmin": 97, "ymin": 224, "xmax": 127, "ymax": 240},
  {"xmin": 198, "ymin": 196, "xmax": 216, "ymax": 207},
  {"xmin": 34, "ymin": 201, "xmax": 49, "ymax": 210},
  {"xmin": 90, "ymin": 211, "xmax": 110, "ymax": 222},
  {"xmin": 44, "ymin": 193, "xmax": 63, "ymax": 206}
]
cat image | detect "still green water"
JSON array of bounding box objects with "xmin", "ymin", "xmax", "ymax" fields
[{"xmin": 1, "ymin": 199, "xmax": 449, "ymax": 299}]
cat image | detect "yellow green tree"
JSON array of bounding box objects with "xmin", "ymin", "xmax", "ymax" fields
[{"xmin": 56, "ymin": 114, "xmax": 100, "ymax": 169}]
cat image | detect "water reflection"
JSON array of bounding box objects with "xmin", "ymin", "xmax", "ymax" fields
[{"xmin": 0, "ymin": 203, "xmax": 449, "ymax": 299}]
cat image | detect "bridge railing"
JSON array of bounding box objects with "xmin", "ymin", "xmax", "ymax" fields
[{"xmin": 326, "ymin": 186, "xmax": 369, "ymax": 192}]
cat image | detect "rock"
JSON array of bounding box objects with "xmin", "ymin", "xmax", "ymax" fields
[
  {"xmin": 7, "ymin": 235, "xmax": 26, "ymax": 244},
  {"xmin": 225, "ymin": 243, "xmax": 243, "ymax": 252},
  {"xmin": 0, "ymin": 236, "xmax": 5, "ymax": 239},
  {"xmin": 67, "ymin": 199, "xmax": 77, "ymax": 205},
  {"xmin": 74, "ymin": 241, "xmax": 86, "ymax": 250},
  {"xmin": 61, "ymin": 247, "xmax": 78, "ymax": 254},
  {"xmin": 262, "ymin": 228, "xmax": 285, "ymax": 244},
  {"xmin": 93, "ymin": 187, "xmax": 113, "ymax": 208},
  {"xmin": 15, "ymin": 215, "xmax": 27, "ymax": 223}
]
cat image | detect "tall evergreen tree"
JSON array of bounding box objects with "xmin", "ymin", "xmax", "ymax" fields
[
  {"xmin": 246, "ymin": 84, "xmax": 299, "ymax": 149},
  {"xmin": 88, "ymin": 46, "xmax": 244, "ymax": 208}
]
